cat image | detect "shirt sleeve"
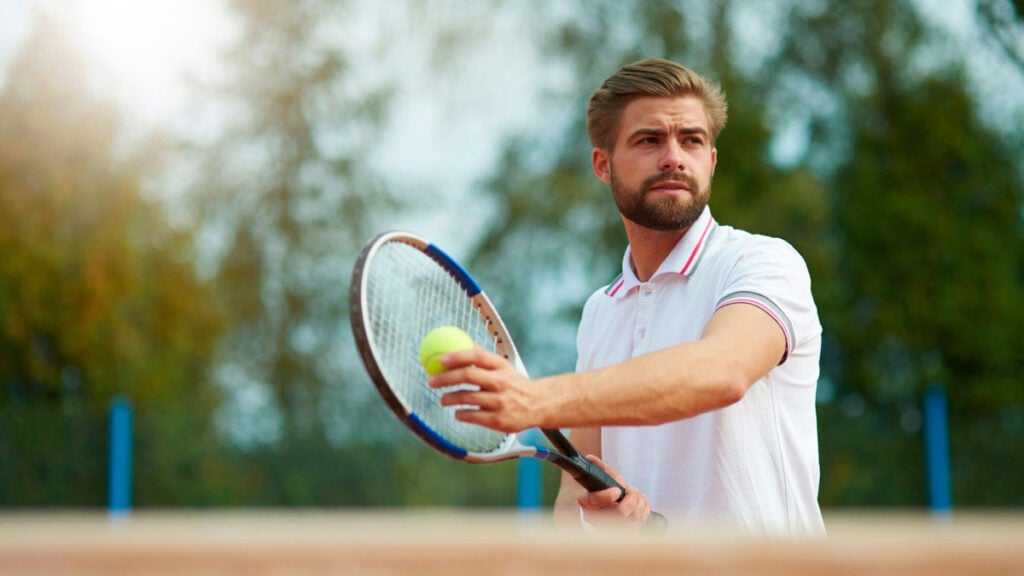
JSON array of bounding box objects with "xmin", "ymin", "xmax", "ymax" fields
[{"xmin": 714, "ymin": 236, "xmax": 821, "ymax": 365}]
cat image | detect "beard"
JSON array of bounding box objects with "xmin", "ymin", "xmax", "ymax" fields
[{"xmin": 610, "ymin": 168, "xmax": 711, "ymax": 232}]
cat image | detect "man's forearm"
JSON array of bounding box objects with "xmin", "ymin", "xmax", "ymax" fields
[{"xmin": 537, "ymin": 303, "xmax": 785, "ymax": 429}]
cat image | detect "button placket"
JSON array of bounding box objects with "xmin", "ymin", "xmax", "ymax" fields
[{"xmin": 634, "ymin": 284, "xmax": 656, "ymax": 351}]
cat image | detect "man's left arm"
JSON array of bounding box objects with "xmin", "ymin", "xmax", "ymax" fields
[{"xmin": 431, "ymin": 300, "xmax": 787, "ymax": 431}]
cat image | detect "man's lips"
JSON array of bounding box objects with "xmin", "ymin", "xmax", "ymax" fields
[{"xmin": 649, "ymin": 181, "xmax": 692, "ymax": 194}]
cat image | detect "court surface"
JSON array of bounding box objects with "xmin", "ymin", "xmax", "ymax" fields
[{"xmin": 2, "ymin": 510, "xmax": 1022, "ymax": 575}]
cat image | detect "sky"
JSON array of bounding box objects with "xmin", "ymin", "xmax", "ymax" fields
[
  {"xmin": 0, "ymin": 0, "xmax": 561, "ymax": 257},
  {"xmin": 3, "ymin": 0, "xmax": 1022, "ymax": 315},
  {"xmin": 3, "ymin": 0, "xmax": 1022, "ymax": 319},
  {"xmin": 2, "ymin": 1, "xmax": 1020, "ymax": 224},
  {"xmin": 0, "ymin": 1, "xmax": 229, "ymax": 122},
  {"xmin": 0, "ymin": 0, "xmax": 555, "ymax": 445}
]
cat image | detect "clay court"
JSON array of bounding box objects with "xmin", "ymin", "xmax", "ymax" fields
[{"xmin": 2, "ymin": 510, "xmax": 1022, "ymax": 575}]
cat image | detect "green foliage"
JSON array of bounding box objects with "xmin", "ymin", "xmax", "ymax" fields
[
  {"xmin": 0, "ymin": 401, "xmax": 530, "ymax": 508},
  {"xmin": 470, "ymin": 0, "xmax": 834, "ymax": 374},
  {"xmin": 0, "ymin": 17, "xmax": 223, "ymax": 411},
  {"xmin": 817, "ymin": 402, "xmax": 926, "ymax": 507},
  {"xmin": 978, "ymin": 0, "xmax": 1024, "ymax": 75},
  {"xmin": 772, "ymin": 0, "xmax": 1024, "ymax": 416},
  {"xmin": 6, "ymin": 396, "xmax": 1019, "ymax": 508},
  {"xmin": 469, "ymin": 0, "xmax": 1024, "ymax": 508},
  {"xmin": 0, "ymin": 403, "xmax": 106, "ymax": 506},
  {"xmin": 2, "ymin": 0, "xmax": 1022, "ymax": 510},
  {"xmin": 833, "ymin": 70, "xmax": 1024, "ymax": 413},
  {"xmin": 192, "ymin": 0, "xmax": 401, "ymax": 443},
  {"xmin": 703, "ymin": 3, "xmax": 835, "ymax": 282},
  {"xmin": 818, "ymin": 400, "xmax": 1024, "ymax": 507}
]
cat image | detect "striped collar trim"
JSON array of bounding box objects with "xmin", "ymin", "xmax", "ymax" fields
[
  {"xmin": 676, "ymin": 211, "xmax": 716, "ymax": 276},
  {"xmin": 604, "ymin": 207, "xmax": 717, "ymax": 299},
  {"xmin": 604, "ymin": 273, "xmax": 626, "ymax": 297}
]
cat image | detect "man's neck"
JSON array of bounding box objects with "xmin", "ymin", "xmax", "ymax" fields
[{"xmin": 623, "ymin": 222, "xmax": 689, "ymax": 282}]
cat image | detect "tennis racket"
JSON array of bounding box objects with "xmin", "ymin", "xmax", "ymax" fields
[{"xmin": 348, "ymin": 230, "xmax": 627, "ymax": 496}]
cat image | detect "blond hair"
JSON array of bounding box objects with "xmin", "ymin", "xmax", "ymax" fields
[{"xmin": 586, "ymin": 59, "xmax": 728, "ymax": 151}]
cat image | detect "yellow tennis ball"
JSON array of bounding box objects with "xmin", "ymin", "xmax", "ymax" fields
[{"xmin": 419, "ymin": 326, "xmax": 475, "ymax": 376}]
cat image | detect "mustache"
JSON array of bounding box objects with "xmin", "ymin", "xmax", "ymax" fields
[{"xmin": 643, "ymin": 171, "xmax": 699, "ymax": 190}]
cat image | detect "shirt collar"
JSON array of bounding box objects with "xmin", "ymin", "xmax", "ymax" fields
[{"xmin": 604, "ymin": 206, "xmax": 717, "ymax": 299}]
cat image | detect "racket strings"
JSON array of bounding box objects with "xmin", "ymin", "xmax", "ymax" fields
[{"xmin": 364, "ymin": 242, "xmax": 507, "ymax": 454}]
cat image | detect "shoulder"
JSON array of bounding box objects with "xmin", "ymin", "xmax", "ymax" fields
[
  {"xmin": 581, "ymin": 273, "xmax": 620, "ymax": 313},
  {"xmin": 710, "ymin": 225, "xmax": 810, "ymax": 278},
  {"xmin": 713, "ymin": 224, "xmax": 801, "ymax": 257},
  {"xmin": 708, "ymin": 226, "xmax": 821, "ymax": 358}
]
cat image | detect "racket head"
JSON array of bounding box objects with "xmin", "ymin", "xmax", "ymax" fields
[{"xmin": 349, "ymin": 231, "xmax": 528, "ymax": 463}]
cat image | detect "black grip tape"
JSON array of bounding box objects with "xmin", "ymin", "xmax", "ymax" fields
[{"xmin": 572, "ymin": 456, "xmax": 625, "ymax": 500}]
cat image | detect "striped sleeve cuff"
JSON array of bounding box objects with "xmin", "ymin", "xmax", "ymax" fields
[{"xmin": 715, "ymin": 291, "xmax": 795, "ymax": 365}]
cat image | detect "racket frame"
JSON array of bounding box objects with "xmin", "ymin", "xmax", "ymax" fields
[{"xmin": 349, "ymin": 231, "xmax": 622, "ymax": 493}]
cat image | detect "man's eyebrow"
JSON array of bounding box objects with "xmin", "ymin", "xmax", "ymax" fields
[
  {"xmin": 628, "ymin": 126, "xmax": 709, "ymax": 140},
  {"xmin": 628, "ymin": 127, "xmax": 667, "ymax": 139},
  {"xmin": 678, "ymin": 126, "xmax": 709, "ymax": 136}
]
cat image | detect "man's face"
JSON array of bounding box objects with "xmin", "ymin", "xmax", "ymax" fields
[{"xmin": 592, "ymin": 96, "xmax": 718, "ymax": 232}]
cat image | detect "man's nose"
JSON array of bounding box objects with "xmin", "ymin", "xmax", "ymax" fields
[{"xmin": 658, "ymin": 141, "xmax": 686, "ymax": 172}]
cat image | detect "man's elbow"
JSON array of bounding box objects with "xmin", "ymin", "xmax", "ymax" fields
[{"xmin": 716, "ymin": 369, "xmax": 754, "ymax": 408}]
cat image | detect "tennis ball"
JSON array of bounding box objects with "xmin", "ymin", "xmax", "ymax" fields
[{"xmin": 419, "ymin": 326, "xmax": 475, "ymax": 376}]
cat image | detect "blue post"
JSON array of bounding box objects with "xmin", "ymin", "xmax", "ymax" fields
[
  {"xmin": 108, "ymin": 396, "xmax": 133, "ymax": 516},
  {"xmin": 517, "ymin": 429, "xmax": 543, "ymax": 511},
  {"xmin": 923, "ymin": 385, "xmax": 952, "ymax": 521}
]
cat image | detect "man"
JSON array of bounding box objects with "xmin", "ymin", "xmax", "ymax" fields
[{"xmin": 429, "ymin": 59, "xmax": 825, "ymax": 536}]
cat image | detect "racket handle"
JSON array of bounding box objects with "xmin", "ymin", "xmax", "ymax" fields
[
  {"xmin": 570, "ymin": 456, "xmax": 626, "ymax": 498},
  {"xmin": 574, "ymin": 461, "xmax": 669, "ymax": 530},
  {"xmin": 540, "ymin": 428, "xmax": 626, "ymax": 499}
]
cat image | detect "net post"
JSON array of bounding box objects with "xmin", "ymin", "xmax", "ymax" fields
[
  {"xmin": 923, "ymin": 384, "xmax": 952, "ymax": 523},
  {"xmin": 108, "ymin": 395, "xmax": 134, "ymax": 517},
  {"xmin": 517, "ymin": 429, "xmax": 543, "ymax": 512}
]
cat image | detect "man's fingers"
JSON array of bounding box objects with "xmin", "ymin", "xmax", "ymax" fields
[
  {"xmin": 427, "ymin": 350, "xmax": 510, "ymax": 389},
  {"xmin": 585, "ymin": 454, "xmax": 629, "ymax": 486},
  {"xmin": 577, "ymin": 486, "xmax": 626, "ymax": 510}
]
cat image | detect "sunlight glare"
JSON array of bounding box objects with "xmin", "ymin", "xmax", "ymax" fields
[{"xmin": 68, "ymin": 0, "xmax": 231, "ymax": 125}]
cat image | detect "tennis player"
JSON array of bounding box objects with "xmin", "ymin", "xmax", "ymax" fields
[{"xmin": 432, "ymin": 59, "xmax": 825, "ymax": 536}]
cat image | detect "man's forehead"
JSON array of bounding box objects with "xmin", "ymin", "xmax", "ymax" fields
[{"xmin": 620, "ymin": 95, "xmax": 710, "ymax": 131}]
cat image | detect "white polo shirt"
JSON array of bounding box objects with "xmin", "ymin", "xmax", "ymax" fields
[{"xmin": 576, "ymin": 206, "xmax": 825, "ymax": 536}]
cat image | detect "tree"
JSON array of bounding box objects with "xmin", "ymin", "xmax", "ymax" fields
[
  {"xmin": 469, "ymin": 0, "xmax": 831, "ymax": 377},
  {"xmin": 978, "ymin": 0, "xmax": 1024, "ymax": 76},
  {"xmin": 771, "ymin": 0, "xmax": 1024, "ymax": 505},
  {"xmin": 188, "ymin": 0, "xmax": 402, "ymax": 444},
  {"xmin": 469, "ymin": 0, "xmax": 1024, "ymax": 506},
  {"xmin": 0, "ymin": 15, "xmax": 223, "ymax": 410},
  {"xmin": 772, "ymin": 0, "xmax": 1024, "ymax": 413}
]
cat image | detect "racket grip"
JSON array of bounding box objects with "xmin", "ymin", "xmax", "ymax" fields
[{"xmin": 571, "ymin": 457, "xmax": 625, "ymax": 497}]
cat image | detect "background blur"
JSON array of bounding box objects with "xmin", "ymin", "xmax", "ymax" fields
[{"xmin": 1, "ymin": 0, "xmax": 1022, "ymax": 511}]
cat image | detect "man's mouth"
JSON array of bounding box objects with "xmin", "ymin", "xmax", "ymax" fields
[
  {"xmin": 650, "ymin": 181, "xmax": 691, "ymax": 192},
  {"xmin": 645, "ymin": 172, "xmax": 697, "ymax": 195},
  {"xmin": 647, "ymin": 179, "xmax": 695, "ymax": 197}
]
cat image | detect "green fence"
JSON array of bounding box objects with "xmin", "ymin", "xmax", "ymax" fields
[{"xmin": 1, "ymin": 399, "xmax": 1021, "ymax": 509}]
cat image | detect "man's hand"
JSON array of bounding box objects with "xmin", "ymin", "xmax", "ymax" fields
[
  {"xmin": 426, "ymin": 347, "xmax": 549, "ymax": 433},
  {"xmin": 576, "ymin": 455, "xmax": 658, "ymax": 530}
]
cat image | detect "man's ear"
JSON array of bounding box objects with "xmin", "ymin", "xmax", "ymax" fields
[{"xmin": 592, "ymin": 148, "xmax": 612, "ymax": 185}]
